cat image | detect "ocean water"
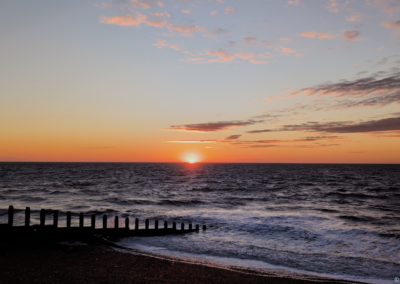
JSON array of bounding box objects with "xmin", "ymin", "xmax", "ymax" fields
[{"xmin": 0, "ymin": 162, "xmax": 399, "ymax": 283}]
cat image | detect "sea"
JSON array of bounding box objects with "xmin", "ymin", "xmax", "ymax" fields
[{"xmin": 0, "ymin": 162, "xmax": 399, "ymax": 283}]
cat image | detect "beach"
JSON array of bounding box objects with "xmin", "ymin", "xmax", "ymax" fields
[{"xmin": 0, "ymin": 242, "xmax": 362, "ymax": 284}]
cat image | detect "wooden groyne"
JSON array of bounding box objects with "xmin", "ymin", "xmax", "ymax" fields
[{"xmin": 1, "ymin": 205, "xmax": 206, "ymax": 242}]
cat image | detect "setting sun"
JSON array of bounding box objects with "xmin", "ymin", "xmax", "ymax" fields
[{"xmin": 188, "ymin": 158, "xmax": 196, "ymax": 164}]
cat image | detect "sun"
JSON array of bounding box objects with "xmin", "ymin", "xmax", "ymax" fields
[{"xmin": 188, "ymin": 157, "xmax": 196, "ymax": 164}]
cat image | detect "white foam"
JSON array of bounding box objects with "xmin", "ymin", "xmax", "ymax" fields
[{"xmin": 117, "ymin": 240, "xmax": 395, "ymax": 284}]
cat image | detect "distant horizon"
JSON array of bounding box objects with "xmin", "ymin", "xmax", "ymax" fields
[{"xmin": 1, "ymin": 161, "xmax": 399, "ymax": 165}]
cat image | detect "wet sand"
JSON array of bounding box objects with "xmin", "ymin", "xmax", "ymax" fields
[{"xmin": 0, "ymin": 243, "xmax": 362, "ymax": 284}]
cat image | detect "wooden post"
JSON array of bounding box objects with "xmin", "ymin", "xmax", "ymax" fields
[
  {"xmin": 125, "ymin": 217, "xmax": 129, "ymax": 230},
  {"xmin": 164, "ymin": 221, "xmax": 168, "ymax": 229},
  {"xmin": 181, "ymin": 223, "xmax": 184, "ymax": 231},
  {"xmin": 25, "ymin": 207, "xmax": 30, "ymax": 227},
  {"xmin": 155, "ymin": 220, "xmax": 158, "ymax": 230},
  {"xmin": 79, "ymin": 213, "xmax": 84, "ymax": 228},
  {"xmin": 115, "ymin": 216, "xmax": 119, "ymax": 229},
  {"xmin": 54, "ymin": 210, "xmax": 58, "ymax": 228},
  {"xmin": 67, "ymin": 211, "xmax": 71, "ymax": 228},
  {"xmin": 202, "ymin": 225, "xmax": 206, "ymax": 231},
  {"xmin": 173, "ymin": 222, "xmax": 176, "ymax": 231},
  {"xmin": 8, "ymin": 205, "xmax": 14, "ymax": 227},
  {"xmin": 135, "ymin": 218, "xmax": 139, "ymax": 230},
  {"xmin": 40, "ymin": 209, "xmax": 45, "ymax": 227},
  {"xmin": 145, "ymin": 219, "xmax": 149, "ymax": 230},
  {"xmin": 91, "ymin": 214, "xmax": 95, "ymax": 229},
  {"xmin": 189, "ymin": 223, "xmax": 192, "ymax": 230},
  {"xmin": 196, "ymin": 224, "xmax": 199, "ymax": 231},
  {"xmin": 103, "ymin": 215, "xmax": 107, "ymax": 230}
]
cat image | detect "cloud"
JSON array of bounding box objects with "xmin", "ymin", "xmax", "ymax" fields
[
  {"xmin": 297, "ymin": 31, "xmax": 337, "ymax": 39},
  {"xmin": 247, "ymin": 129, "xmax": 273, "ymax": 134},
  {"xmin": 262, "ymin": 40, "xmax": 274, "ymax": 47},
  {"xmin": 167, "ymin": 24, "xmax": 207, "ymax": 37},
  {"xmin": 287, "ymin": 0, "xmax": 301, "ymax": 6},
  {"xmin": 287, "ymin": 71, "xmax": 400, "ymax": 110},
  {"xmin": 345, "ymin": 13, "xmax": 365, "ymax": 22},
  {"xmin": 181, "ymin": 9, "xmax": 191, "ymax": 14},
  {"xmin": 224, "ymin": 7, "xmax": 235, "ymax": 14},
  {"xmin": 166, "ymin": 140, "xmax": 216, "ymax": 143},
  {"xmin": 276, "ymin": 46, "xmax": 297, "ymax": 55},
  {"xmin": 211, "ymin": 11, "xmax": 218, "ymax": 16},
  {"xmin": 223, "ymin": 135, "xmax": 242, "ymax": 140},
  {"xmin": 166, "ymin": 119, "xmax": 263, "ymax": 132},
  {"xmin": 242, "ymin": 37, "xmax": 259, "ymax": 46},
  {"xmin": 327, "ymin": 0, "xmax": 339, "ymax": 13},
  {"xmin": 204, "ymin": 49, "xmax": 235, "ymax": 63},
  {"xmin": 381, "ymin": 20, "xmax": 400, "ymax": 35},
  {"xmin": 147, "ymin": 19, "xmax": 168, "ymax": 27},
  {"xmin": 99, "ymin": 14, "xmax": 147, "ymax": 27},
  {"xmin": 153, "ymin": 39, "xmax": 182, "ymax": 50},
  {"xmin": 365, "ymin": 0, "xmax": 400, "ymax": 17},
  {"xmin": 250, "ymin": 59, "xmax": 268, "ymax": 64},
  {"xmin": 279, "ymin": 37, "xmax": 291, "ymax": 42},
  {"xmin": 235, "ymin": 51, "xmax": 256, "ymax": 60},
  {"xmin": 343, "ymin": 30, "xmax": 360, "ymax": 41},
  {"xmin": 203, "ymin": 27, "xmax": 231, "ymax": 39},
  {"xmin": 278, "ymin": 117, "xmax": 400, "ymax": 133}
]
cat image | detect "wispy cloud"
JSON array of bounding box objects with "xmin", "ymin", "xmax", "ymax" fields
[
  {"xmin": 289, "ymin": 71, "xmax": 400, "ymax": 108},
  {"xmin": 343, "ymin": 30, "xmax": 360, "ymax": 41},
  {"xmin": 248, "ymin": 117, "xmax": 400, "ymax": 134},
  {"xmin": 381, "ymin": 20, "xmax": 400, "ymax": 35},
  {"xmin": 166, "ymin": 140, "xmax": 216, "ymax": 143},
  {"xmin": 297, "ymin": 31, "xmax": 337, "ymax": 39},
  {"xmin": 166, "ymin": 119, "xmax": 264, "ymax": 132},
  {"xmin": 99, "ymin": 14, "xmax": 148, "ymax": 27},
  {"xmin": 224, "ymin": 7, "xmax": 235, "ymax": 14},
  {"xmin": 223, "ymin": 135, "xmax": 241, "ymax": 140},
  {"xmin": 153, "ymin": 39, "xmax": 182, "ymax": 50}
]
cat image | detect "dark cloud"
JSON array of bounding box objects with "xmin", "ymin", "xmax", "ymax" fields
[
  {"xmin": 224, "ymin": 135, "xmax": 242, "ymax": 140},
  {"xmin": 290, "ymin": 71, "xmax": 400, "ymax": 108},
  {"xmin": 247, "ymin": 129, "xmax": 273, "ymax": 134},
  {"xmin": 168, "ymin": 119, "xmax": 263, "ymax": 132},
  {"xmin": 343, "ymin": 30, "xmax": 360, "ymax": 41},
  {"xmin": 224, "ymin": 136, "xmax": 341, "ymax": 145},
  {"xmin": 280, "ymin": 117, "xmax": 400, "ymax": 133}
]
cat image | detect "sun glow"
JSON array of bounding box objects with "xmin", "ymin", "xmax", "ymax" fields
[{"xmin": 188, "ymin": 157, "xmax": 196, "ymax": 164}]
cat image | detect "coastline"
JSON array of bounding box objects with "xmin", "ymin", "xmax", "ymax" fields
[{"xmin": 0, "ymin": 243, "xmax": 363, "ymax": 284}]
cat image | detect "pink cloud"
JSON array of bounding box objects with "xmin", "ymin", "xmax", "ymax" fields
[
  {"xmin": 280, "ymin": 37, "xmax": 291, "ymax": 42},
  {"xmin": 287, "ymin": 0, "xmax": 301, "ymax": 5},
  {"xmin": 235, "ymin": 51, "xmax": 256, "ymax": 60},
  {"xmin": 297, "ymin": 31, "xmax": 336, "ymax": 39},
  {"xmin": 211, "ymin": 11, "xmax": 218, "ymax": 16},
  {"xmin": 181, "ymin": 9, "xmax": 191, "ymax": 14},
  {"xmin": 224, "ymin": 7, "xmax": 235, "ymax": 14},
  {"xmin": 277, "ymin": 46, "xmax": 297, "ymax": 55},
  {"xmin": 327, "ymin": 0, "xmax": 339, "ymax": 13},
  {"xmin": 381, "ymin": 20, "xmax": 400, "ymax": 35},
  {"xmin": 167, "ymin": 24, "xmax": 207, "ymax": 37},
  {"xmin": 242, "ymin": 37, "xmax": 259, "ymax": 46},
  {"xmin": 99, "ymin": 14, "xmax": 147, "ymax": 27},
  {"xmin": 153, "ymin": 39, "xmax": 182, "ymax": 50},
  {"xmin": 147, "ymin": 19, "xmax": 168, "ymax": 27}
]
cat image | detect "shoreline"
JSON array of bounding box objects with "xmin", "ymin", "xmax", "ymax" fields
[{"xmin": 0, "ymin": 242, "xmax": 363, "ymax": 284}]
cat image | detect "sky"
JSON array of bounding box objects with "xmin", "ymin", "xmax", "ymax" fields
[{"xmin": 0, "ymin": 0, "xmax": 399, "ymax": 163}]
